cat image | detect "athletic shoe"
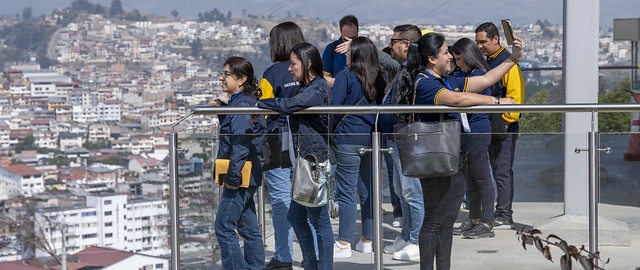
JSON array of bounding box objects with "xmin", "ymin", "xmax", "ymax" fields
[
  {"xmin": 492, "ymin": 219, "xmax": 514, "ymax": 230},
  {"xmin": 462, "ymin": 223, "xmax": 495, "ymax": 239},
  {"xmin": 392, "ymin": 243, "xmax": 420, "ymax": 261},
  {"xmin": 384, "ymin": 236, "xmax": 408, "ymax": 254},
  {"xmin": 333, "ymin": 241, "xmax": 352, "ymax": 258},
  {"xmin": 265, "ymin": 258, "xmax": 293, "ymax": 270},
  {"xmin": 453, "ymin": 218, "xmax": 475, "ymax": 235},
  {"xmin": 392, "ymin": 217, "xmax": 403, "ymax": 228},
  {"xmin": 355, "ymin": 238, "xmax": 373, "ymax": 254}
]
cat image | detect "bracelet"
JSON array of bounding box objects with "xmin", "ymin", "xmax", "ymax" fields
[
  {"xmin": 494, "ymin": 96, "xmax": 500, "ymax": 104},
  {"xmin": 509, "ymin": 55, "xmax": 519, "ymax": 64}
]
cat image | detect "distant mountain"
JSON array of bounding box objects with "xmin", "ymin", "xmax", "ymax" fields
[{"xmin": 1, "ymin": 0, "xmax": 638, "ymax": 29}]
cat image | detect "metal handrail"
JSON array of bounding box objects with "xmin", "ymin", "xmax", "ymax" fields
[{"xmin": 169, "ymin": 103, "xmax": 640, "ymax": 270}]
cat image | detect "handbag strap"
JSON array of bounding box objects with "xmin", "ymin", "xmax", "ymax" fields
[
  {"xmin": 333, "ymin": 94, "xmax": 366, "ymax": 133},
  {"xmin": 410, "ymin": 72, "xmax": 447, "ymax": 124}
]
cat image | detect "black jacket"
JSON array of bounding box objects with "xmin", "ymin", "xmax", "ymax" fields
[
  {"xmin": 258, "ymin": 76, "xmax": 334, "ymax": 163},
  {"xmin": 217, "ymin": 92, "xmax": 266, "ymax": 187}
]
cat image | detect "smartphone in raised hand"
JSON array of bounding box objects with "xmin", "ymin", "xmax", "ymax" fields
[{"xmin": 501, "ymin": 19, "xmax": 515, "ymax": 45}]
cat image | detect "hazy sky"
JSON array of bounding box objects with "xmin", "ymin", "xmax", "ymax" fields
[{"xmin": 2, "ymin": 0, "xmax": 638, "ymax": 29}]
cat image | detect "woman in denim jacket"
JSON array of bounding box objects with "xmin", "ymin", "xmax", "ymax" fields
[
  {"xmin": 214, "ymin": 56, "xmax": 267, "ymax": 270},
  {"xmin": 258, "ymin": 43, "xmax": 334, "ymax": 270}
]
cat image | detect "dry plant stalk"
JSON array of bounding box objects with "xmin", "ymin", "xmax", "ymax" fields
[{"xmin": 516, "ymin": 228, "xmax": 610, "ymax": 270}]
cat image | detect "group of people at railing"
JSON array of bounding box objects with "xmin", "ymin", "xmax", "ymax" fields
[{"xmin": 211, "ymin": 15, "xmax": 525, "ymax": 270}]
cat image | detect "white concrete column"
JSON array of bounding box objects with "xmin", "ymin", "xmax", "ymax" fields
[
  {"xmin": 537, "ymin": 0, "xmax": 630, "ymax": 248},
  {"xmin": 562, "ymin": 0, "xmax": 599, "ymax": 216}
]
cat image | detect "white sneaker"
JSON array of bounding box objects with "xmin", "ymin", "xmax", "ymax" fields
[
  {"xmin": 392, "ymin": 217, "xmax": 403, "ymax": 228},
  {"xmin": 333, "ymin": 241, "xmax": 352, "ymax": 258},
  {"xmin": 392, "ymin": 243, "xmax": 420, "ymax": 261},
  {"xmin": 355, "ymin": 238, "xmax": 373, "ymax": 254},
  {"xmin": 384, "ymin": 236, "xmax": 408, "ymax": 254}
]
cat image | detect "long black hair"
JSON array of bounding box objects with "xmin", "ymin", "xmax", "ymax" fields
[
  {"xmin": 451, "ymin": 37, "xmax": 490, "ymax": 72},
  {"xmin": 290, "ymin": 43, "xmax": 324, "ymax": 86},
  {"xmin": 224, "ymin": 56, "xmax": 261, "ymax": 98},
  {"xmin": 349, "ymin": 36, "xmax": 384, "ymax": 100},
  {"xmin": 269, "ymin": 21, "xmax": 306, "ymax": 62}
]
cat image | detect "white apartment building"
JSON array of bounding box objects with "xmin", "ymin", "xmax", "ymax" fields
[
  {"xmin": 97, "ymin": 100, "xmax": 121, "ymax": 123},
  {"xmin": 88, "ymin": 124, "xmax": 111, "ymax": 142},
  {"xmin": 32, "ymin": 130, "xmax": 58, "ymax": 150},
  {"xmin": 0, "ymin": 121, "xmax": 9, "ymax": 149},
  {"xmin": 35, "ymin": 194, "xmax": 169, "ymax": 257},
  {"xmin": 0, "ymin": 164, "xmax": 45, "ymax": 199}
]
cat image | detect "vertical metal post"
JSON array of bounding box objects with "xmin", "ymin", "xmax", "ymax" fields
[
  {"xmin": 169, "ymin": 132, "xmax": 180, "ymax": 270},
  {"xmin": 258, "ymin": 181, "xmax": 266, "ymax": 244},
  {"xmin": 588, "ymin": 111, "xmax": 599, "ymax": 255},
  {"xmin": 371, "ymin": 131, "xmax": 383, "ymax": 270}
]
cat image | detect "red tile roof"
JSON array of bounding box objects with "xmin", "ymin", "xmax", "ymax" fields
[
  {"xmin": 74, "ymin": 246, "xmax": 134, "ymax": 267},
  {"xmin": 2, "ymin": 164, "xmax": 42, "ymax": 176}
]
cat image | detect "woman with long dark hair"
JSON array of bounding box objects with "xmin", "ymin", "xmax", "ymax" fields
[
  {"xmin": 399, "ymin": 32, "xmax": 522, "ymax": 270},
  {"xmin": 214, "ymin": 56, "xmax": 267, "ymax": 270},
  {"xmin": 450, "ymin": 37, "xmax": 497, "ymax": 240},
  {"xmin": 258, "ymin": 43, "xmax": 334, "ymax": 270},
  {"xmin": 331, "ymin": 36, "xmax": 386, "ymax": 258},
  {"xmin": 258, "ymin": 21, "xmax": 306, "ymax": 270}
]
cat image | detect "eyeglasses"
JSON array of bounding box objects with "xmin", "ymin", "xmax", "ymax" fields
[
  {"xmin": 389, "ymin": 38, "xmax": 408, "ymax": 46},
  {"xmin": 221, "ymin": 71, "xmax": 232, "ymax": 79}
]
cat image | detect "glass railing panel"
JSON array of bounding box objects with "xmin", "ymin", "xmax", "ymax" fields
[{"xmin": 175, "ymin": 124, "xmax": 219, "ymax": 270}]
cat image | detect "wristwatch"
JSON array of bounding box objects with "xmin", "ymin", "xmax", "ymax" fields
[{"xmin": 494, "ymin": 97, "xmax": 500, "ymax": 104}]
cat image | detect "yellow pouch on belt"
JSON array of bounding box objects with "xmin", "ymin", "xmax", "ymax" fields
[{"xmin": 214, "ymin": 159, "xmax": 252, "ymax": 188}]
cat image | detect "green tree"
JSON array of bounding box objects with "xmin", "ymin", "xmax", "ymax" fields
[
  {"xmin": 109, "ymin": 0, "xmax": 124, "ymax": 18},
  {"xmin": 519, "ymin": 88, "xmax": 562, "ymax": 133},
  {"xmin": 171, "ymin": 9, "xmax": 178, "ymax": 18},
  {"xmin": 190, "ymin": 38, "xmax": 203, "ymax": 57},
  {"xmin": 22, "ymin": 7, "xmax": 33, "ymax": 21},
  {"xmin": 598, "ymin": 78, "xmax": 632, "ymax": 132},
  {"xmin": 48, "ymin": 157, "xmax": 71, "ymax": 166}
]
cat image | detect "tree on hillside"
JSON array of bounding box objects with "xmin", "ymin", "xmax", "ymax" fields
[
  {"xmin": 190, "ymin": 38, "xmax": 203, "ymax": 57},
  {"xmin": 171, "ymin": 10, "xmax": 178, "ymax": 19},
  {"xmin": 71, "ymin": 0, "xmax": 96, "ymax": 13},
  {"xmin": 22, "ymin": 7, "xmax": 33, "ymax": 21},
  {"xmin": 109, "ymin": 0, "xmax": 124, "ymax": 18}
]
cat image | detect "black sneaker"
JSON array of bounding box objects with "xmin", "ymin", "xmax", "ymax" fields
[
  {"xmin": 453, "ymin": 219, "xmax": 475, "ymax": 235},
  {"xmin": 492, "ymin": 219, "xmax": 514, "ymax": 230},
  {"xmin": 266, "ymin": 258, "xmax": 293, "ymax": 270},
  {"xmin": 462, "ymin": 223, "xmax": 495, "ymax": 239}
]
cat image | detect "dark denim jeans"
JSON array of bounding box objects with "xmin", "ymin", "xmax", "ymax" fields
[
  {"xmin": 419, "ymin": 174, "xmax": 465, "ymax": 270},
  {"xmin": 288, "ymin": 200, "xmax": 334, "ymax": 270},
  {"xmin": 335, "ymin": 143, "xmax": 373, "ymax": 241},
  {"xmin": 264, "ymin": 167, "xmax": 294, "ymax": 262},
  {"xmin": 383, "ymin": 146, "xmax": 402, "ymax": 218},
  {"xmin": 489, "ymin": 130, "xmax": 518, "ymax": 222},
  {"xmin": 215, "ymin": 186, "xmax": 265, "ymax": 270},
  {"xmin": 464, "ymin": 133, "xmax": 495, "ymax": 223}
]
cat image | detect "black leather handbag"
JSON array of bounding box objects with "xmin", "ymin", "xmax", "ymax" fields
[{"xmin": 393, "ymin": 77, "xmax": 461, "ymax": 178}]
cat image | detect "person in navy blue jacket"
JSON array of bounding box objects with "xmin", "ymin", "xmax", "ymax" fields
[
  {"xmin": 258, "ymin": 43, "xmax": 334, "ymax": 270},
  {"xmin": 331, "ymin": 36, "xmax": 386, "ymax": 258},
  {"xmin": 450, "ymin": 38, "xmax": 496, "ymax": 240},
  {"xmin": 258, "ymin": 21, "xmax": 306, "ymax": 270},
  {"xmin": 214, "ymin": 56, "xmax": 267, "ymax": 270}
]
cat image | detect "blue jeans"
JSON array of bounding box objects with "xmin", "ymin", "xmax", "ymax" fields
[
  {"xmin": 419, "ymin": 174, "xmax": 465, "ymax": 270},
  {"xmin": 215, "ymin": 186, "xmax": 265, "ymax": 270},
  {"xmin": 335, "ymin": 143, "xmax": 373, "ymax": 242},
  {"xmin": 388, "ymin": 140, "xmax": 424, "ymax": 244},
  {"xmin": 383, "ymin": 146, "xmax": 402, "ymax": 218},
  {"xmin": 464, "ymin": 133, "xmax": 495, "ymax": 223},
  {"xmin": 489, "ymin": 129, "xmax": 518, "ymax": 222},
  {"xmin": 288, "ymin": 201, "xmax": 334, "ymax": 270},
  {"xmin": 264, "ymin": 167, "xmax": 294, "ymax": 262}
]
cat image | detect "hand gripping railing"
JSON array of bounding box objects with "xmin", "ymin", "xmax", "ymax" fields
[{"xmin": 169, "ymin": 103, "xmax": 640, "ymax": 270}]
